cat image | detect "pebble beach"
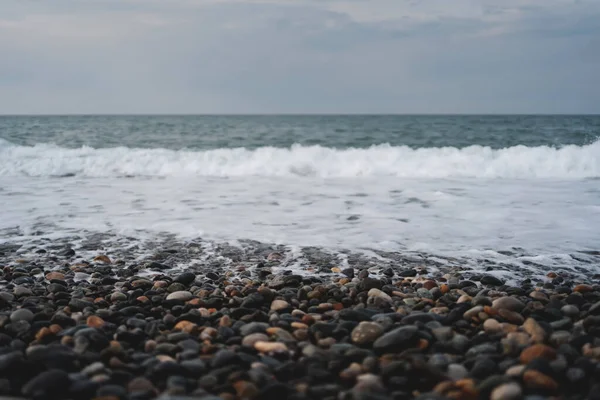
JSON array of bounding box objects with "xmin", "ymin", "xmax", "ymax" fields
[{"xmin": 1, "ymin": 236, "xmax": 600, "ymax": 400}]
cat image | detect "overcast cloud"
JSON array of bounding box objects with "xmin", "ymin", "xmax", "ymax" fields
[{"xmin": 1, "ymin": 0, "xmax": 599, "ymax": 114}]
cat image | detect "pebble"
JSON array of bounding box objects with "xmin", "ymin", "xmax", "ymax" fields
[
  {"xmin": 10, "ymin": 308, "xmax": 34, "ymax": 323},
  {"xmin": 523, "ymin": 318, "xmax": 548, "ymax": 343},
  {"xmin": 367, "ymin": 288, "xmax": 392, "ymax": 303},
  {"xmin": 520, "ymin": 344, "xmax": 557, "ymax": 364},
  {"xmin": 491, "ymin": 382, "xmax": 523, "ymax": 400},
  {"xmin": 165, "ymin": 291, "xmax": 193, "ymax": 301},
  {"xmin": 270, "ymin": 299, "xmax": 290, "ymax": 312},
  {"xmin": 242, "ymin": 333, "xmax": 270, "ymax": 347},
  {"xmin": 372, "ymin": 325, "xmax": 418, "ymax": 353},
  {"xmin": 351, "ymin": 322, "xmax": 384, "ymax": 345},
  {"xmin": 483, "ymin": 318, "xmax": 502, "ymax": 334},
  {"xmin": 254, "ymin": 341, "xmax": 288, "ymax": 353},
  {"xmin": 523, "ymin": 370, "xmax": 558, "ymax": 391},
  {"xmin": 492, "ymin": 297, "xmax": 525, "ymax": 312}
]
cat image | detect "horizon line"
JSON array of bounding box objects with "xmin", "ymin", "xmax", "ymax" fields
[{"xmin": 1, "ymin": 112, "xmax": 599, "ymax": 117}]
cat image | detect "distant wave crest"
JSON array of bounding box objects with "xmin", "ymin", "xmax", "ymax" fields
[{"xmin": 0, "ymin": 139, "xmax": 598, "ymax": 179}]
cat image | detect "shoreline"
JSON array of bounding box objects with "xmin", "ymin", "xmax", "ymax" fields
[{"xmin": 0, "ymin": 236, "xmax": 599, "ymax": 399}]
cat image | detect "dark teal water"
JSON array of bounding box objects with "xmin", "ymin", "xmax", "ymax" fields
[{"xmin": 1, "ymin": 115, "xmax": 598, "ymax": 149}]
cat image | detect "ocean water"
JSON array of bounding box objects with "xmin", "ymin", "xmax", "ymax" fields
[{"xmin": 1, "ymin": 115, "xmax": 599, "ymax": 276}]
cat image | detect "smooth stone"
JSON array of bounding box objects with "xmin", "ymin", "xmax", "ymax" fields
[
  {"xmin": 520, "ymin": 344, "xmax": 556, "ymax": 364},
  {"xmin": 549, "ymin": 331, "xmax": 572, "ymax": 347},
  {"xmin": 270, "ymin": 300, "xmax": 290, "ymax": 312},
  {"xmin": 166, "ymin": 291, "xmax": 193, "ymax": 301},
  {"xmin": 239, "ymin": 322, "xmax": 270, "ymax": 336},
  {"xmin": 481, "ymin": 275, "xmax": 504, "ymax": 286},
  {"xmin": 491, "ymin": 382, "xmax": 523, "ymax": 400},
  {"xmin": 68, "ymin": 298, "xmax": 95, "ymax": 311},
  {"xmin": 523, "ymin": 318, "xmax": 547, "ymax": 343},
  {"xmin": 463, "ymin": 306, "xmax": 484, "ymax": 320},
  {"xmin": 367, "ymin": 289, "xmax": 392, "ymax": 303},
  {"xmin": 242, "ymin": 333, "xmax": 269, "ymax": 347},
  {"xmin": 110, "ymin": 292, "xmax": 128, "ymax": 302},
  {"xmin": 431, "ymin": 327, "xmax": 454, "ymax": 342},
  {"xmin": 13, "ymin": 286, "xmax": 33, "ymax": 297},
  {"xmin": 372, "ymin": 326, "xmax": 418, "ymax": 353},
  {"xmin": 10, "ymin": 309, "xmax": 34, "ymax": 323},
  {"xmin": 351, "ymin": 322, "xmax": 384, "ymax": 345},
  {"xmin": 342, "ymin": 268, "xmax": 355, "ymax": 278},
  {"xmin": 0, "ymin": 292, "xmax": 14, "ymax": 303},
  {"xmin": 492, "ymin": 297, "xmax": 525, "ymax": 312},
  {"xmin": 498, "ymin": 309, "xmax": 525, "ymax": 325},
  {"xmin": 523, "ymin": 370, "xmax": 558, "ymax": 391},
  {"xmin": 561, "ymin": 305, "xmax": 579, "ymax": 318},
  {"xmin": 174, "ymin": 272, "xmax": 196, "ymax": 285},
  {"xmin": 471, "ymin": 358, "xmax": 498, "ymax": 379},
  {"xmin": 483, "ymin": 318, "xmax": 502, "ymax": 335},
  {"xmin": 81, "ymin": 362, "xmax": 106, "ymax": 376},
  {"xmin": 210, "ymin": 350, "xmax": 239, "ymax": 369},
  {"xmin": 254, "ymin": 341, "xmax": 288, "ymax": 353},
  {"xmin": 446, "ymin": 363, "xmax": 468, "ymax": 381},
  {"xmin": 529, "ymin": 291, "xmax": 549, "ymax": 302}
]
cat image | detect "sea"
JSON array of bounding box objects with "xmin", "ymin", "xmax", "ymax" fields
[{"xmin": 1, "ymin": 115, "xmax": 599, "ymax": 279}]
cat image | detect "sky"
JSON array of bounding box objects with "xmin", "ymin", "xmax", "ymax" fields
[{"xmin": 1, "ymin": 0, "xmax": 599, "ymax": 114}]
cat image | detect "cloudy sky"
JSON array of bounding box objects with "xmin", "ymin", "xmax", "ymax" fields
[{"xmin": 1, "ymin": 0, "xmax": 599, "ymax": 114}]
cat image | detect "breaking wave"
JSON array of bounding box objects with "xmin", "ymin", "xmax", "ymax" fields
[{"xmin": 0, "ymin": 139, "xmax": 598, "ymax": 179}]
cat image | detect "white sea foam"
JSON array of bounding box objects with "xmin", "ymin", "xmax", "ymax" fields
[{"xmin": 1, "ymin": 139, "xmax": 598, "ymax": 179}]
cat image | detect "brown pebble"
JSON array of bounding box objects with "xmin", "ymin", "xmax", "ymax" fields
[
  {"xmin": 93, "ymin": 255, "xmax": 112, "ymax": 264},
  {"xmin": 35, "ymin": 327, "xmax": 52, "ymax": 341},
  {"xmin": 199, "ymin": 327, "xmax": 218, "ymax": 340},
  {"xmin": 546, "ymin": 272, "xmax": 557, "ymax": 278},
  {"xmin": 270, "ymin": 299, "xmax": 290, "ymax": 312},
  {"xmin": 523, "ymin": 370, "xmax": 558, "ymax": 391},
  {"xmin": 520, "ymin": 344, "xmax": 557, "ymax": 364},
  {"xmin": 294, "ymin": 329, "xmax": 308, "ymax": 341},
  {"xmin": 440, "ymin": 284, "xmax": 449, "ymax": 294},
  {"xmin": 219, "ymin": 315, "xmax": 232, "ymax": 327},
  {"xmin": 174, "ymin": 320, "xmax": 197, "ymax": 333},
  {"xmin": 507, "ymin": 332, "xmax": 531, "ymax": 346},
  {"xmin": 340, "ymin": 362, "xmax": 363, "ymax": 380},
  {"xmin": 506, "ymin": 365, "xmax": 526, "ymax": 376},
  {"xmin": 144, "ymin": 340, "xmax": 157, "ymax": 352},
  {"xmin": 523, "ymin": 318, "xmax": 547, "ymax": 343},
  {"xmin": 234, "ymin": 381, "xmax": 259, "ymax": 399},
  {"xmin": 483, "ymin": 318, "xmax": 502, "ymax": 335},
  {"xmin": 86, "ymin": 315, "xmax": 105, "ymax": 328},
  {"xmin": 242, "ymin": 333, "xmax": 269, "ymax": 347},
  {"xmin": 498, "ymin": 309, "xmax": 525, "ymax": 325},
  {"xmin": 136, "ymin": 296, "xmax": 150, "ymax": 303},
  {"xmin": 529, "ymin": 291, "xmax": 549, "ymax": 302},
  {"xmin": 45, "ymin": 271, "xmax": 65, "ymax": 281},
  {"xmin": 423, "ymin": 280, "xmax": 438, "ymax": 290},
  {"xmin": 291, "ymin": 322, "xmax": 308, "ymax": 330},
  {"xmin": 574, "ymin": 284, "xmax": 593, "ymax": 293},
  {"xmin": 254, "ymin": 341, "xmax": 288, "ymax": 353},
  {"xmin": 351, "ymin": 322, "xmax": 384, "ymax": 345},
  {"xmin": 318, "ymin": 337, "xmax": 337, "ymax": 347}
]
